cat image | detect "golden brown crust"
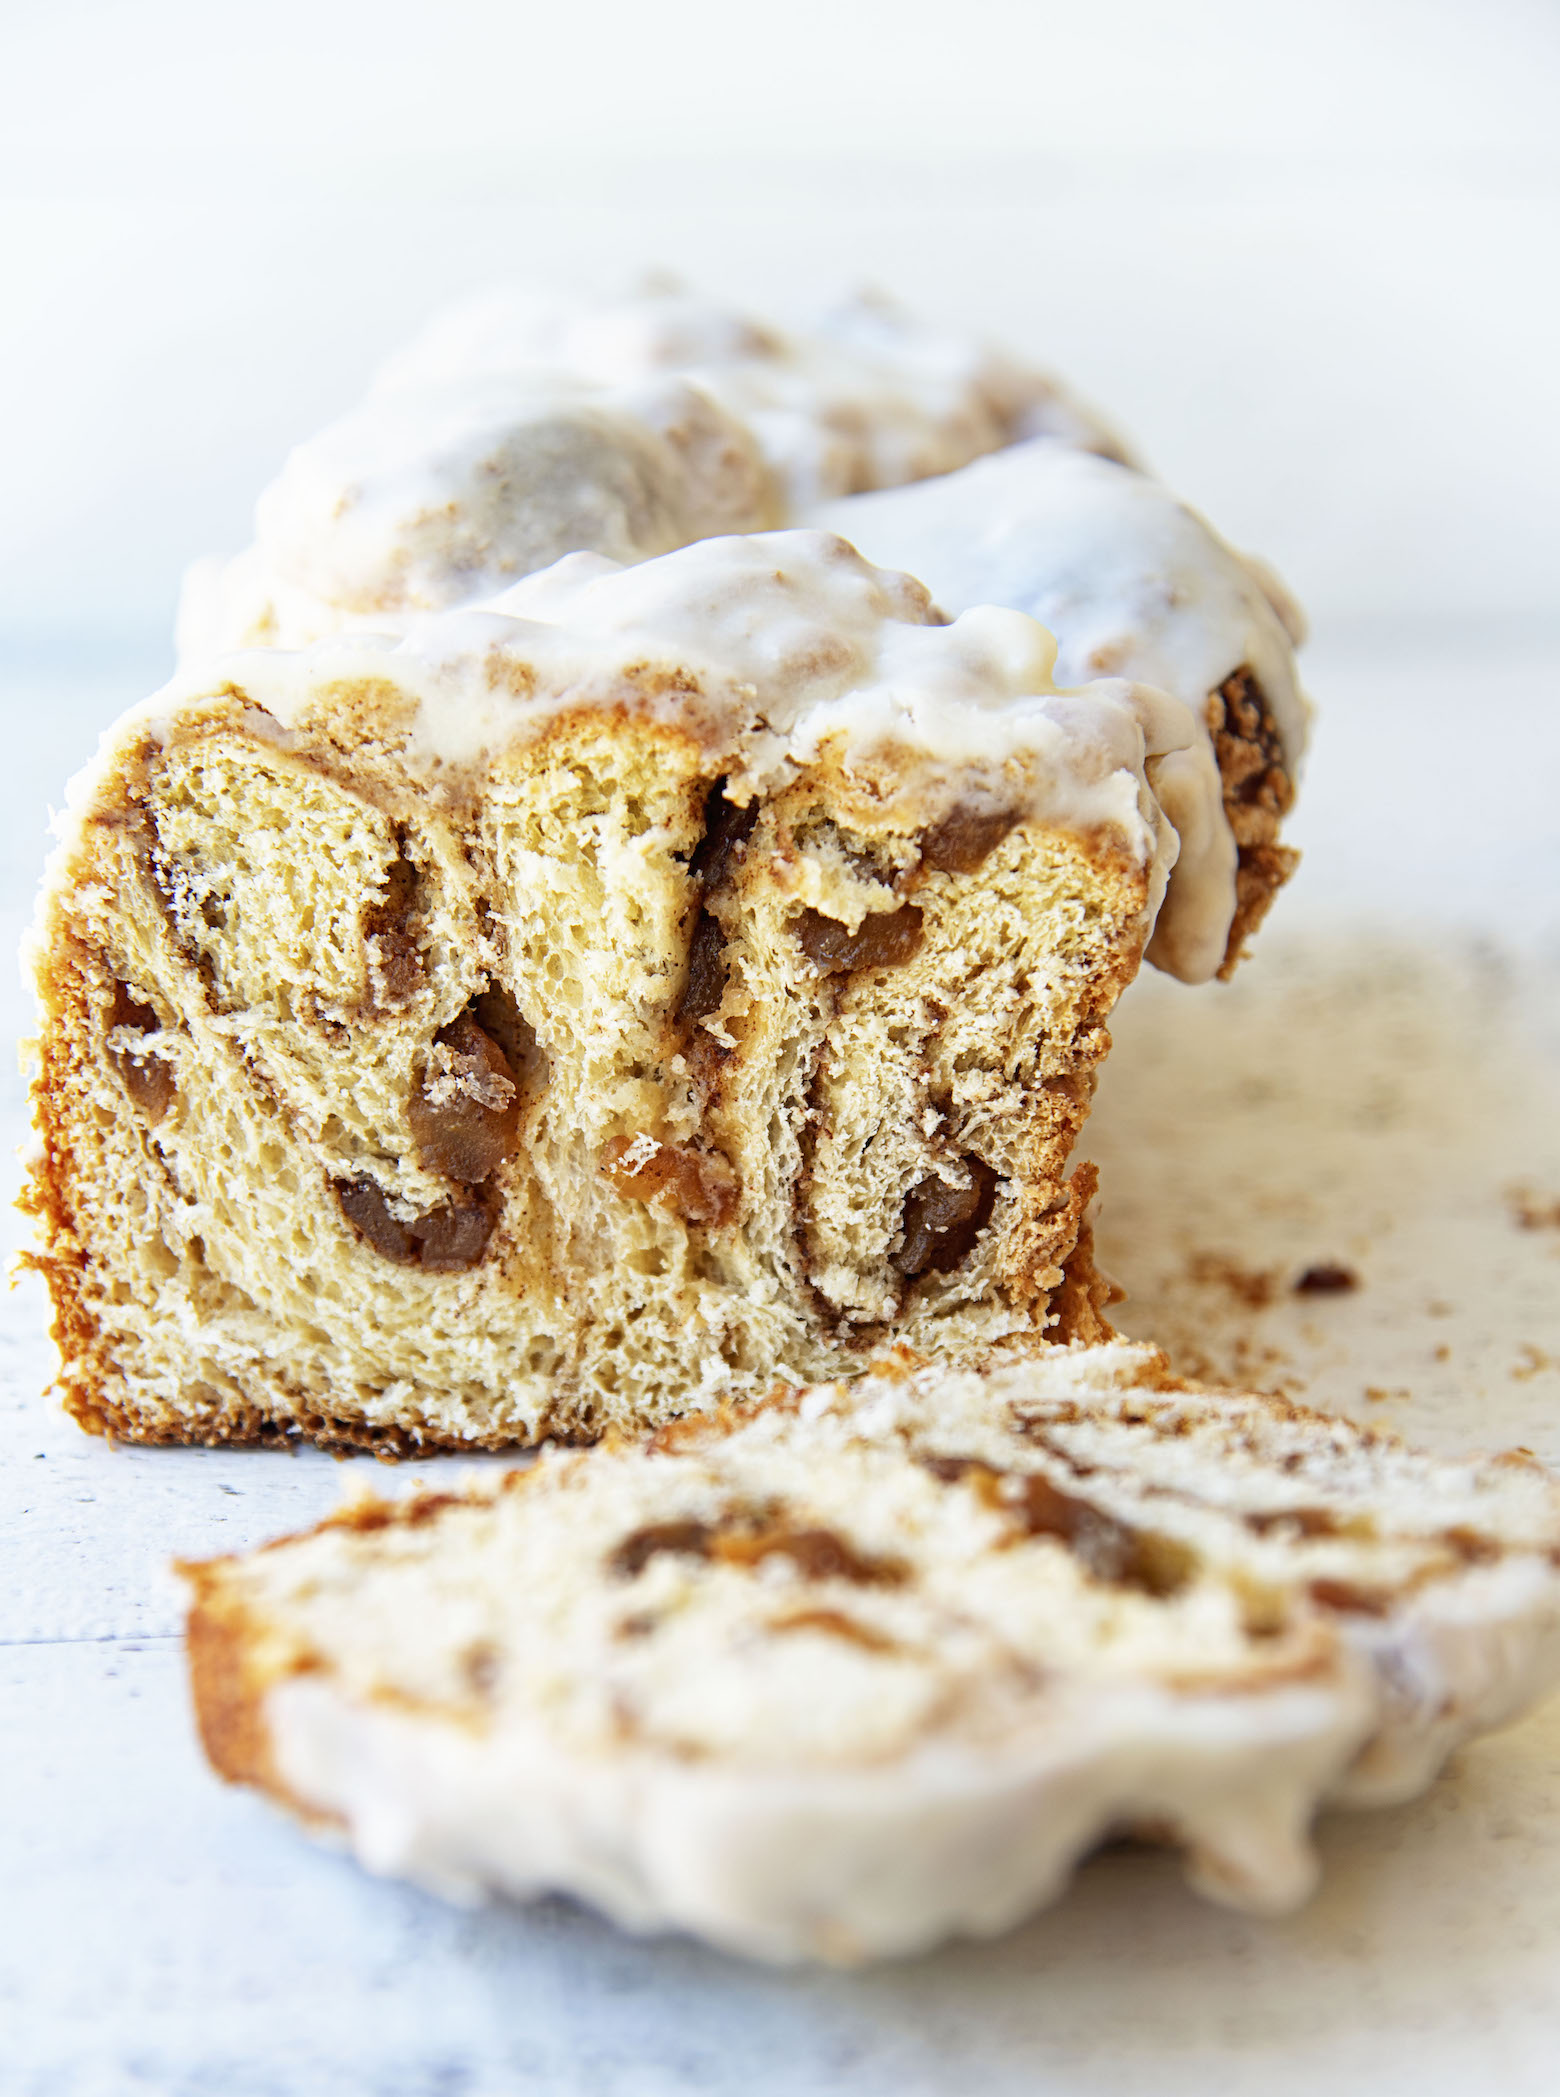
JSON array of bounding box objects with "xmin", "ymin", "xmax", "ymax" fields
[
  {"xmin": 179, "ymin": 1568, "xmax": 340, "ymax": 1823},
  {"xmin": 1222, "ymin": 840, "xmax": 1302, "ymax": 977},
  {"xmin": 1043, "ymin": 1174, "xmax": 1122, "ymax": 1347},
  {"xmin": 182, "ymin": 1573, "xmax": 281, "ymax": 1790},
  {"xmin": 1208, "ymin": 667, "xmax": 1300, "ymax": 979},
  {"xmin": 22, "ymin": 937, "xmax": 132, "ymax": 1443}
]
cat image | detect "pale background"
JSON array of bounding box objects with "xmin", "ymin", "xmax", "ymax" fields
[
  {"xmin": 3, "ymin": 0, "xmax": 1558, "ymax": 651},
  {"xmin": 4, "ymin": 4, "xmax": 1560, "ymax": 2093}
]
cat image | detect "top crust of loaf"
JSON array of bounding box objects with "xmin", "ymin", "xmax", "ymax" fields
[
  {"xmin": 177, "ymin": 284, "xmax": 1128, "ymax": 664},
  {"xmin": 368, "ymin": 282, "xmax": 1135, "ymax": 501},
  {"xmin": 172, "ymin": 279, "xmax": 1303, "ymax": 984}
]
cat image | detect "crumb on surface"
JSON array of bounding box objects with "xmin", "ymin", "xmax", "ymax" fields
[
  {"xmin": 1507, "ymin": 1185, "xmax": 1560, "ymax": 1232},
  {"xmin": 1512, "ymin": 1346, "xmax": 1556, "ymax": 1383},
  {"xmin": 1293, "ymin": 1263, "xmax": 1359, "ymax": 1297},
  {"xmin": 1186, "ymin": 1252, "xmax": 1277, "ymax": 1309}
]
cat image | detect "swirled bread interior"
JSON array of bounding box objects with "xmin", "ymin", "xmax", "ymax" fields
[{"xmin": 28, "ymin": 534, "xmax": 1189, "ymax": 1450}]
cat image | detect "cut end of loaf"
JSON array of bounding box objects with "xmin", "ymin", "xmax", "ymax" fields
[{"xmin": 28, "ymin": 630, "xmax": 1157, "ymax": 1452}]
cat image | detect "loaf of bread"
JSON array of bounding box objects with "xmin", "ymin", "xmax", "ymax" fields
[
  {"xmin": 28, "ymin": 531, "xmax": 1204, "ymax": 1452},
  {"xmin": 181, "ymin": 1342, "xmax": 1560, "ymax": 1963},
  {"xmin": 811, "ymin": 441, "xmax": 1310, "ymax": 981}
]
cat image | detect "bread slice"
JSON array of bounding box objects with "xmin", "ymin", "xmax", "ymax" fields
[
  {"xmin": 180, "ymin": 1341, "xmax": 1560, "ymax": 1964},
  {"xmin": 26, "ymin": 530, "xmax": 1204, "ymax": 1453},
  {"xmin": 811, "ymin": 441, "xmax": 1311, "ymax": 981}
]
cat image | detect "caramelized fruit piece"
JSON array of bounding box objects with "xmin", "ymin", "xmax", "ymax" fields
[
  {"xmin": 893, "ymin": 1158, "xmax": 998, "ymax": 1277},
  {"xmin": 609, "ymin": 1515, "xmax": 905, "ymax": 1585},
  {"xmin": 795, "ymin": 903, "xmax": 924, "ymax": 975},
  {"xmin": 409, "ymin": 1010, "xmax": 520, "ymax": 1183},
  {"xmin": 1308, "ymin": 1577, "xmax": 1391, "ymax": 1617},
  {"xmin": 922, "ymin": 1455, "xmax": 1193, "ymax": 1598},
  {"xmin": 610, "ymin": 1520, "xmax": 714, "ymax": 1578},
  {"xmin": 766, "ymin": 1608, "xmax": 898, "ymax": 1653},
  {"xmin": 601, "ymin": 1135, "xmax": 738, "ymax": 1228},
  {"xmin": 1014, "ymin": 1473, "xmax": 1193, "ymax": 1597},
  {"xmin": 688, "ymin": 779, "xmax": 759, "ymax": 887},
  {"xmin": 335, "ymin": 1176, "xmax": 496, "ymax": 1272},
  {"xmin": 713, "ymin": 1526, "xmax": 905, "ymax": 1585},
  {"xmin": 107, "ymin": 980, "xmax": 175, "ymax": 1123},
  {"xmin": 677, "ymin": 912, "xmax": 728, "ymax": 1029},
  {"xmin": 471, "ymin": 985, "xmax": 542, "ymax": 1090},
  {"xmin": 1244, "ymin": 1505, "xmax": 1342, "ymax": 1539},
  {"xmin": 336, "ymin": 1177, "xmax": 417, "ymax": 1263},
  {"xmin": 919, "ymin": 804, "xmax": 1020, "ymax": 875},
  {"xmin": 413, "ymin": 1197, "xmax": 499, "ymax": 1272}
]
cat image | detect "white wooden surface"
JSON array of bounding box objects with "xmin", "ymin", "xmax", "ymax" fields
[
  {"xmin": 4, "ymin": 630, "xmax": 1560, "ymax": 2094},
  {"xmin": 5, "ymin": 1, "xmax": 1559, "ymax": 2081}
]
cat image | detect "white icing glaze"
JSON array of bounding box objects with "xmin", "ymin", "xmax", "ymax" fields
[
  {"xmin": 168, "ymin": 290, "xmax": 1301, "ymax": 984},
  {"xmin": 810, "ymin": 443, "xmax": 1309, "ymax": 764},
  {"xmin": 810, "ymin": 444, "xmax": 1313, "ymax": 983},
  {"xmin": 268, "ymin": 1665, "xmax": 1361, "ymax": 1963},
  {"xmin": 178, "ymin": 287, "xmax": 1126, "ymax": 663},
  {"xmin": 99, "ymin": 535, "xmax": 1197, "ymax": 926},
  {"xmin": 370, "ymin": 281, "xmax": 1130, "ymax": 507},
  {"xmin": 1326, "ymin": 1555, "xmax": 1560, "ymax": 1807},
  {"xmin": 176, "ymin": 372, "xmax": 778, "ymax": 659}
]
